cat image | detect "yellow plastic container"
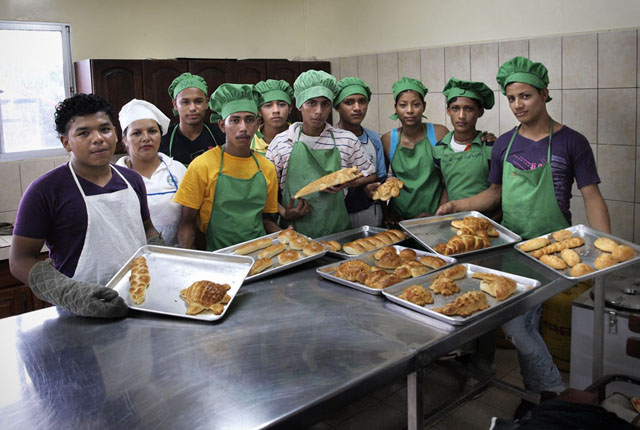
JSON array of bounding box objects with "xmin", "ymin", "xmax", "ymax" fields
[{"xmin": 541, "ymin": 282, "xmax": 590, "ymax": 371}]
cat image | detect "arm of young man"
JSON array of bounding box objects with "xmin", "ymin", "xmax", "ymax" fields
[
  {"xmin": 9, "ymin": 235, "xmax": 46, "ymax": 285},
  {"xmin": 436, "ymin": 183, "xmax": 502, "ymax": 215},
  {"xmin": 178, "ymin": 206, "xmax": 198, "ymax": 249},
  {"xmin": 580, "ymin": 183, "xmax": 611, "ymax": 234}
]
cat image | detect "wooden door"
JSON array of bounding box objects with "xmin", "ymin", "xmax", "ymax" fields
[
  {"xmin": 228, "ymin": 61, "xmax": 266, "ymax": 84},
  {"xmin": 189, "ymin": 60, "xmax": 231, "ymax": 96},
  {"xmin": 142, "ymin": 60, "xmax": 189, "ymax": 119}
]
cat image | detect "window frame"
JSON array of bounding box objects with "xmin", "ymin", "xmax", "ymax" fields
[{"xmin": 0, "ymin": 20, "xmax": 75, "ymax": 161}]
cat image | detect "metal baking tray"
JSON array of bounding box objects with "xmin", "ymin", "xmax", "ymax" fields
[
  {"xmin": 514, "ymin": 224, "xmax": 640, "ymax": 282},
  {"xmin": 106, "ymin": 245, "xmax": 253, "ymax": 321},
  {"xmin": 214, "ymin": 231, "xmax": 328, "ymax": 282},
  {"xmin": 316, "ymin": 245, "xmax": 457, "ymax": 295},
  {"xmin": 314, "ymin": 225, "xmax": 405, "ymax": 259},
  {"xmin": 399, "ymin": 211, "xmax": 521, "ymax": 257},
  {"xmin": 382, "ymin": 263, "xmax": 541, "ymax": 325}
]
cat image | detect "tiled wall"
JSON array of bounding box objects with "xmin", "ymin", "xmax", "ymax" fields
[
  {"xmin": 0, "ymin": 156, "xmax": 69, "ymax": 224},
  {"xmin": 329, "ymin": 29, "xmax": 639, "ymax": 244}
]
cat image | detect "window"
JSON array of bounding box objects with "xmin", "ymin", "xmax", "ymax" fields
[{"xmin": 0, "ymin": 21, "xmax": 74, "ymax": 160}]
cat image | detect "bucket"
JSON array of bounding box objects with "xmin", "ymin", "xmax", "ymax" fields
[{"xmin": 541, "ymin": 282, "xmax": 590, "ymax": 371}]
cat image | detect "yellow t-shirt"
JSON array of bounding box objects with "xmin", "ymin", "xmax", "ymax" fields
[
  {"xmin": 174, "ymin": 146, "xmax": 279, "ymax": 233},
  {"xmin": 251, "ymin": 125, "xmax": 269, "ymax": 156}
]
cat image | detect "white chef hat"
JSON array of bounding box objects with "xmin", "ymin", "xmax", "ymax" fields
[{"xmin": 119, "ymin": 99, "xmax": 171, "ymax": 136}]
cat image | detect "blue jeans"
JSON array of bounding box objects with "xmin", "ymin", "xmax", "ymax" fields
[{"xmin": 502, "ymin": 305, "xmax": 565, "ymax": 394}]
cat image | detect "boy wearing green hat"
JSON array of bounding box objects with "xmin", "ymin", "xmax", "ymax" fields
[
  {"xmin": 433, "ymin": 77, "xmax": 495, "ymax": 201},
  {"xmin": 251, "ymin": 79, "xmax": 294, "ymax": 156},
  {"xmin": 266, "ymin": 70, "xmax": 376, "ymax": 238},
  {"xmin": 381, "ymin": 77, "xmax": 449, "ymax": 223},
  {"xmin": 174, "ymin": 83, "xmax": 279, "ymax": 251},
  {"xmin": 160, "ymin": 72, "xmax": 225, "ymax": 166},
  {"xmin": 438, "ymin": 57, "xmax": 610, "ymax": 417},
  {"xmin": 334, "ymin": 77, "xmax": 386, "ymax": 227}
]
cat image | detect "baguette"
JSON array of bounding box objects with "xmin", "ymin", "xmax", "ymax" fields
[
  {"xmin": 343, "ymin": 241, "xmax": 367, "ymax": 255},
  {"xmin": 248, "ymin": 258, "xmax": 273, "ymax": 276},
  {"xmin": 236, "ymin": 237, "xmax": 273, "ymax": 255},
  {"xmin": 293, "ymin": 167, "xmax": 362, "ymax": 199}
]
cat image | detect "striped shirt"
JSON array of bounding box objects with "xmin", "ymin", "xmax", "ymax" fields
[{"xmin": 266, "ymin": 122, "xmax": 375, "ymax": 192}]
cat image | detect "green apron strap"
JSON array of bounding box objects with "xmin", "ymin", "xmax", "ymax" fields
[{"xmin": 436, "ymin": 131, "xmax": 490, "ymax": 200}]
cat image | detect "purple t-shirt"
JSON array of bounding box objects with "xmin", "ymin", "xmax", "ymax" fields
[
  {"xmin": 488, "ymin": 126, "xmax": 600, "ymax": 224},
  {"xmin": 14, "ymin": 163, "xmax": 150, "ymax": 278}
]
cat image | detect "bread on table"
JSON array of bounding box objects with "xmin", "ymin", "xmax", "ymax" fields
[
  {"xmin": 319, "ymin": 240, "xmax": 341, "ymax": 252},
  {"xmin": 560, "ymin": 248, "xmax": 581, "ymax": 267},
  {"xmin": 438, "ymin": 265, "xmax": 467, "ymax": 281},
  {"xmin": 418, "ymin": 255, "xmax": 446, "ymax": 269},
  {"xmin": 180, "ymin": 280, "xmax": 231, "ymax": 315},
  {"xmin": 594, "ymin": 253, "xmax": 617, "ymax": 270},
  {"xmin": 394, "ymin": 260, "xmax": 428, "ymax": 278},
  {"xmin": 343, "ymin": 241, "xmax": 367, "ymax": 255},
  {"xmin": 398, "ymin": 285, "xmax": 433, "ymax": 306},
  {"xmin": 530, "ymin": 237, "xmax": 585, "ymax": 259},
  {"xmin": 398, "ymin": 248, "xmax": 418, "ymax": 261},
  {"xmin": 429, "ymin": 277, "xmax": 460, "ymax": 295},
  {"xmin": 374, "ymin": 246, "xmax": 397, "ymax": 260},
  {"xmin": 289, "ymin": 236, "xmax": 309, "ymax": 250},
  {"xmin": 236, "ymin": 237, "xmax": 273, "ymax": 255},
  {"xmin": 129, "ymin": 256, "xmax": 150, "ymax": 305},
  {"xmin": 520, "ymin": 237, "xmax": 551, "ymax": 252},
  {"xmin": 302, "ymin": 241, "xmax": 325, "ymax": 256},
  {"xmin": 472, "ymin": 272, "xmax": 517, "ymax": 301},
  {"xmin": 433, "ymin": 290, "xmax": 489, "ymax": 317},
  {"xmin": 540, "ymin": 254, "xmax": 567, "ymax": 270},
  {"xmin": 258, "ymin": 243, "xmax": 286, "ymax": 259},
  {"xmin": 570, "ymin": 263, "xmax": 594, "ymax": 277},
  {"xmin": 248, "ymin": 258, "xmax": 273, "ymax": 276},
  {"xmin": 293, "ymin": 167, "xmax": 362, "ymax": 199},
  {"xmin": 376, "ymin": 251, "xmax": 402, "ymax": 269},
  {"xmin": 278, "ymin": 228, "xmax": 298, "ymax": 244},
  {"xmin": 278, "ymin": 250, "xmax": 300, "ymax": 265},
  {"xmin": 363, "ymin": 271, "xmax": 402, "ymax": 289}
]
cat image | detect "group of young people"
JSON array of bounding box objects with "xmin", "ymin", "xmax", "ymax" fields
[{"xmin": 9, "ymin": 56, "xmax": 611, "ymax": 417}]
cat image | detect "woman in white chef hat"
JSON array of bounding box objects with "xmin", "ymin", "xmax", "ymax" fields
[{"xmin": 117, "ymin": 99, "xmax": 187, "ymax": 246}]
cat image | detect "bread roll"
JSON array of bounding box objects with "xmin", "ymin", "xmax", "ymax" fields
[
  {"xmin": 235, "ymin": 237, "xmax": 273, "ymax": 255},
  {"xmin": 374, "ymin": 231, "xmax": 395, "ymax": 246},
  {"xmin": 278, "ymin": 228, "xmax": 298, "ymax": 244},
  {"xmin": 302, "ymin": 241, "xmax": 325, "ymax": 256},
  {"xmin": 278, "ymin": 250, "xmax": 299, "ymax": 265},
  {"xmin": 429, "ymin": 277, "xmax": 460, "ymax": 295},
  {"xmin": 594, "ymin": 237, "xmax": 618, "ymax": 252},
  {"xmin": 387, "ymin": 229, "xmax": 407, "ymax": 241},
  {"xmin": 530, "ymin": 237, "xmax": 585, "ymax": 258},
  {"xmin": 560, "ymin": 248, "xmax": 580, "ymax": 267},
  {"xmin": 594, "ymin": 253, "xmax": 617, "ymax": 270},
  {"xmin": 520, "ymin": 237, "xmax": 551, "ymax": 252},
  {"xmin": 438, "ymin": 265, "xmax": 467, "ymax": 281},
  {"xmin": 472, "ymin": 272, "xmax": 517, "ymax": 301},
  {"xmin": 418, "ymin": 255, "xmax": 446, "ymax": 269},
  {"xmin": 258, "ymin": 243, "xmax": 287, "ymax": 259},
  {"xmin": 364, "ymin": 271, "xmax": 402, "ymax": 289},
  {"xmin": 319, "ymin": 240, "xmax": 341, "ymax": 252},
  {"xmin": 343, "ymin": 241, "xmax": 367, "ymax": 255},
  {"xmin": 540, "ymin": 254, "xmax": 567, "ymax": 270},
  {"xmin": 376, "ymin": 252, "xmax": 402, "ymax": 269},
  {"xmin": 289, "ymin": 236, "xmax": 309, "ymax": 250},
  {"xmin": 612, "ymin": 245, "xmax": 635, "ymax": 262},
  {"xmin": 374, "ymin": 246, "xmax": 397, "ymax": 260},
  {"xmin": 248, "ymin": 258, "xmax": 273, "ymax": 276},
  {"xmin": 398, "ymin": 285, "xmax": 433, "ymax": 306},
  {"xmin": 552, "ymin": 229, "xmax": 573, "ymax": 241},
  {"xmin": 294, "ymin": 167, "xmax": 362, "ymax": 199},
  {"xmin": 335, "ymin": 260, "xmax": 371, "ymax": 282},
  {"xmin": 398, "ymin": 248, "xmax": 418, "ymax": 261},
  {"xmin": 355, "ymin": 238, "xmax": 377, "ymax": 252},
  {"xmin": 569, "ymin": 263, "xmax": 594, "ymax": 277}
]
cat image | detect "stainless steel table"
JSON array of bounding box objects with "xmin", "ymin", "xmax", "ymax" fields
[{"xmin": 0, "ymin": 247, "xmax": 570, "ymax": 430}]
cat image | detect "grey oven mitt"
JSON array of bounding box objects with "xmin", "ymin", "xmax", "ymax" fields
[
  {"xmin": 28, "ymin": 260, "xmax": 128, "ymax": 318},
  {"xmin": 147, "ymin": 234, "xmax": 166, "ymax": 247}
]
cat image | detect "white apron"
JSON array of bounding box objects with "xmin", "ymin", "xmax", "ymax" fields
[{"xmin": 69, "ymin": 163, "xmax": 147, "ymax": 285}]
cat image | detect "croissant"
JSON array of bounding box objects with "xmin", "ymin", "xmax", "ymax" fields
[
  {"xmin": 442, "ymin": 234, "xmax": 490, "ymax": 255},
  {"xmin": 530, "ymin": 237, "xmax": 585, "ymax": 259}
]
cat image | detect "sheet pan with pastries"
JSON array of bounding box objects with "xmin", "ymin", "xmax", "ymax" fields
[
  {"xmin": 316, "ymin": 245, "xmax": 456, "ymax": 295},
  {"xmin": 213, "ymin": 230, "xmax": 328, "ymax": 283},
  {"xmin": 513, "ymin": 224, "xmax": 640, "ymax": 282},
  {"xmin": 106, "ymin": 245, "xmax": 253, "ymax": 321},
  {"xmin": 314, "ymin": 225, "xmax": 407, "ymax": 259},
  {"xmin": 399, "ymin": 210, "xmax": 521, "ymax": 257},
  {"xmin": 382, "ymin": 263, "xmax": 541, "ymax": 326}
]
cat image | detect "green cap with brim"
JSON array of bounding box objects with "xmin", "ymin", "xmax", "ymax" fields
[
  {"xmin": 255, "ymin": 79, "xmax": 294, "ymax": 107},
  {"xmin": 334, "ymin": 77, "xmax": 372, "ymax": 108},
  {"xmin": 389, "ymin": 77, "xmax": 428, "ymax": 120},
  {"xmin": 209, "ymin": 83, "xmax": 263, "ymax": 120},
  {"xmin": 443, "ymin": 77, "xmax": 495, "ymax": 109},
  {"xmin": 168, "ymin": 73, "xmax": 208, "ymax": 99},
  {"xmin": 293, "ymin": 70, "xmax": 337, "ymax": 109},
  {"xmin": 496, "ymin": 56, "xmax": 552, "ymax": 102}
]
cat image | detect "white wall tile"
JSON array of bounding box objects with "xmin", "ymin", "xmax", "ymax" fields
[
  {"xmin": 563, "ymin": 34, "xmax": 597, "ymax": 89},
  {"xmin": 329, "ymin": 58, "xmax": 340, "ymax": 80},
  {"xmin": 470, "ymin": 43, "xmax": 499, "ymax": 91},
  {"xmin": 421, "ymin": 47, "xmax": 445, "ymax": 93},
  {"xmin": 498, "ymin": 94, "xmax": 519, "ymax": 135},
  {"xmin": 378, "ymin": 93, "xmax": 397, "ymax": 135},
  {"xmin": 398, "ymin": 50, "xmax": 421, "ymax": 80},
  {"xmin": 571, "ymin": 195, "xmax": 588, "ymax": 226},
  {"xmin": 476, "ymin": 91, "xmax": 500, "ymax": 136},
  {"xmin": 499, "ymin": 40, "xmax": 529, "ymax": 65},
  {"xmin": 377, "ymin": 52, "xmax": 399, "ymax": 94},
  {"xmin": 597, "ymin": 88, "xmax": 636, "ymax": 145},
  {"xmin": 547, "ymin": 90, "xmax": 562, "ymax": 124},
  {"xmin": 598, "ymin": 30, "xmax": 637, "ymax": 88},
  {"xmin": 445, "ymin": 45, "xmax": 470, "ymax": 81},
  {"xmin": 339, "ymin": 56, "xmax": 358, "ymax": 80},
  {"xmin": 0, "ymin": 162, "xmax": 22, "ymax": 213},
  {"xmin": 362, "ymin": 94, "xmax": 379, "ymax": 134},
  {"xmin": 425, "ymin": 92, "xmax": 446, "ymax": 128},
  {"xmin": 19, "ymin": 159, "xmax": 54, "ymax": 194},
  {"xmin": 562, "ymin": 89, "xmax": 597, "ymax": 143},
  {"xmin": 606, "ymin": 199, "xmax": 634, "ymax": 241},
  {"xmin": 0, "ymin": 211, "xmax": 17, "ymax": 224},
  {"xmin": 529, "ymin": 37, "xmax": 562, "ymax": 90},
  {"xmin": 52, "ymin": 155, "xmax": 69, "ymax": 168},
  {"xmin": 357, "ymin": 54, "xmax": 379, "ymax": 93},
  {"xmin": 597, "ymin": 144, "xmax": 635, "ymax": 202}
]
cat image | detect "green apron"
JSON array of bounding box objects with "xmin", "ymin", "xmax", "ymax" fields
[
  {"xmin": 390, "ymin": 126, "xmax": 442, "ymax": 218},
  {"xmin": 282, "ymin": 129, "xmax": 351, "ymax": 238},
  {"xmin": 206, "ymin": 146, "xmax": 267, "ymax": 250},
  {"xmin": 501, "ymin": 123, "xmax": 569, "ymax": 240},
  {"xmin": 434, "ymin": 131, "xmax": 491, "ymax": 201}
]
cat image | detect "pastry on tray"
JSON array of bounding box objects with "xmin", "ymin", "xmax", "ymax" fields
[
  {"xmin": 433, "ymin": 290, "xmax": 489, "ymax": 317},
  {"xmin": 129, "ymin": 256, "xmax": 151, "ymax": 305},
  {"xmin": 180, "ymin": 280, "xmax": 231, "ymax": 315},
  {"xmin": 398, "ymin": 285, "xmax": 433, "ymax": 306},
  {"xmin": 472, "ymin": 272, "xmax": 517, "ymax": 301}
]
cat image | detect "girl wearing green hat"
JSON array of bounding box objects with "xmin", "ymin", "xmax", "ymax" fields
[
  {"xmin": 381, "ymin": 77, "xmax": 449, "ymax": 224},
  {"xmin": 251, "ymin": 79, "xmax": 294, "ymax": 156},
  {"xmin": 433, "ymin": 77, "xmax": 495, "ymax": 202},
  {"xmin": 438, "ymin": 57, "xmax": 610, "ymax": 418}
]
